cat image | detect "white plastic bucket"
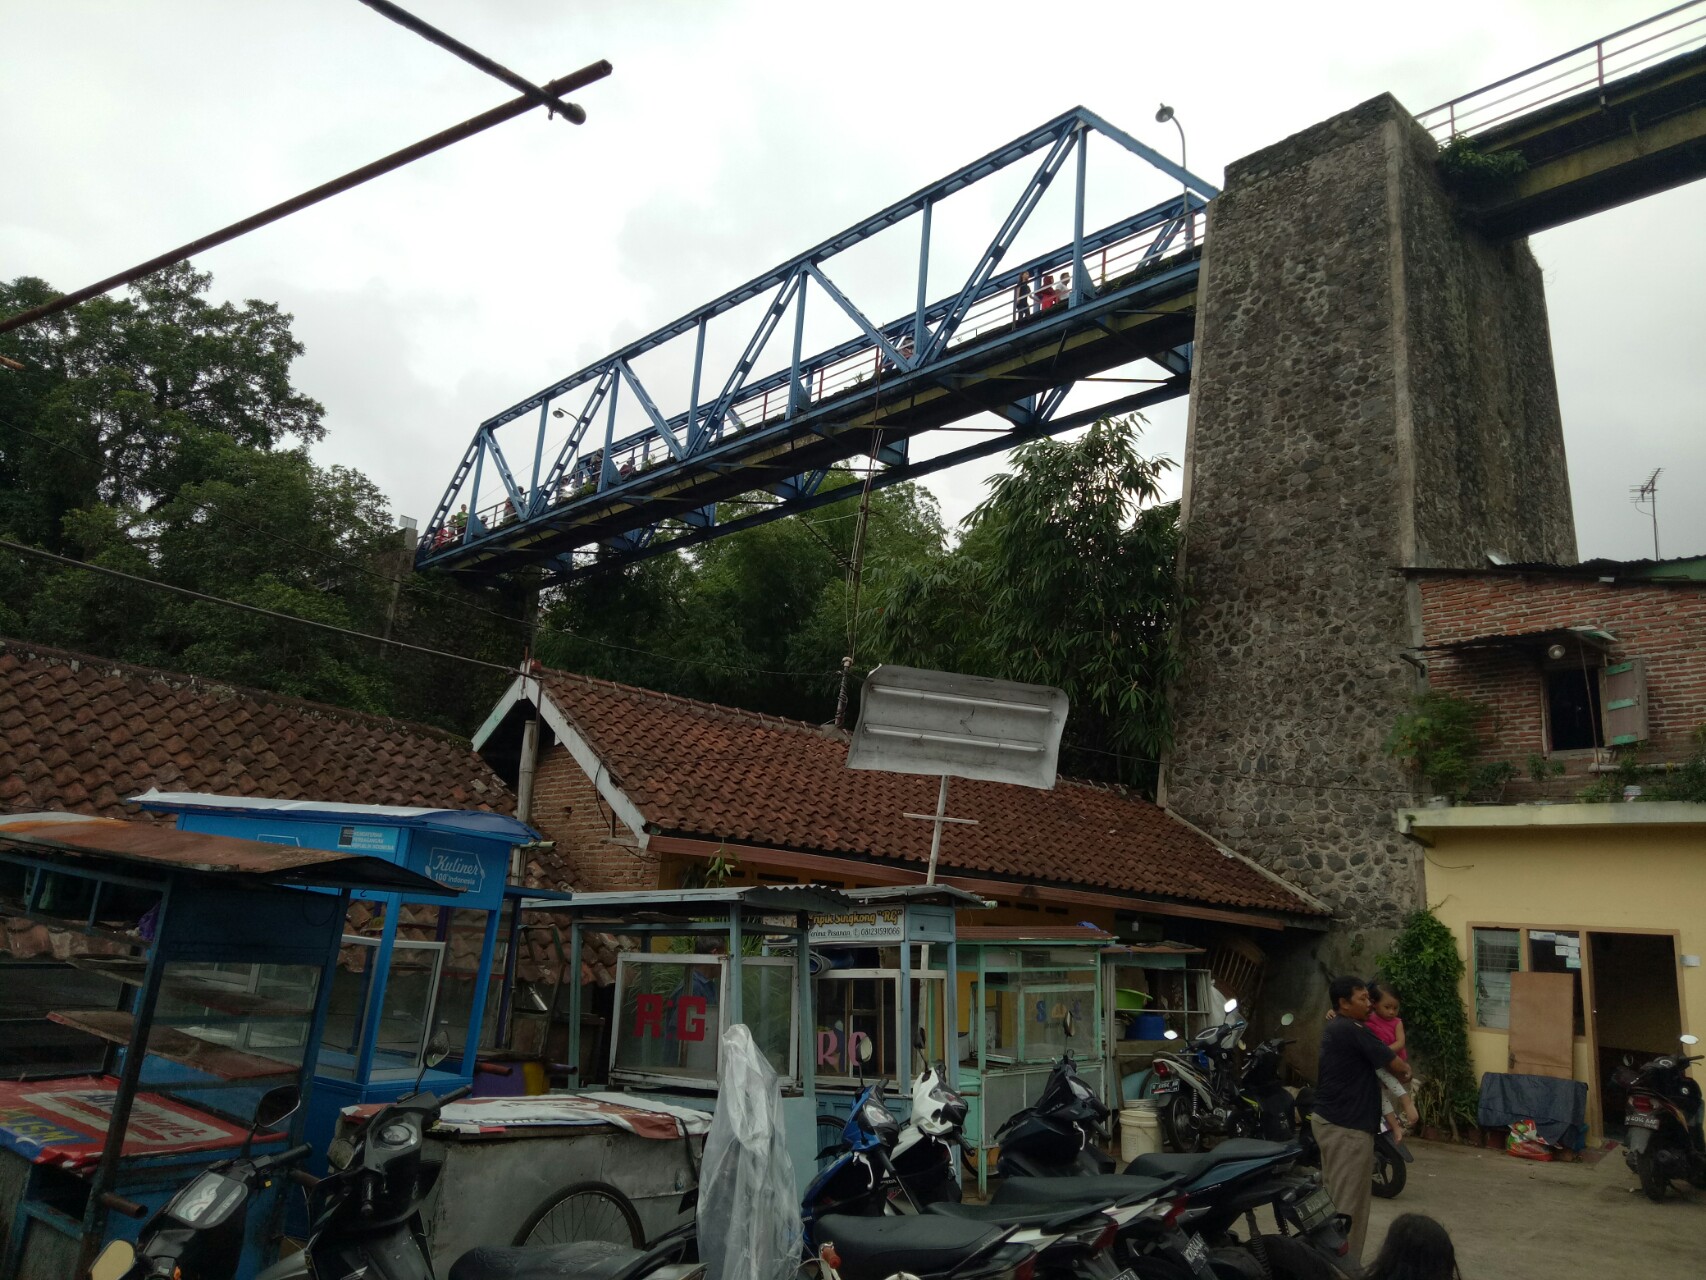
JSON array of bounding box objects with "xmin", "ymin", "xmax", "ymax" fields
[{"xmin": 1120, "ymin": 1101, "xmax": 1162, "ymax": 1163}]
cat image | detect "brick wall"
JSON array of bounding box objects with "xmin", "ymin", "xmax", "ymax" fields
[
  {"xmin": 1419, "ymin": 573, "xmax": 1706, "ymax": 791},
  {"xmin": 521, "ymin": 743, "xmax": 663, "ymax": 896}
]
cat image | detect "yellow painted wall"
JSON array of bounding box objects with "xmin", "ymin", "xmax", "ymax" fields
[{"xmin": 1422, "ymin": 820, "xmax": 1705, "ymax": 1138}]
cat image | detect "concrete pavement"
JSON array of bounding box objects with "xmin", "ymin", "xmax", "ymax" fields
[{"xmin": 1361, "ymin": 1139, "xmax": 1704, "ymax": 1278}]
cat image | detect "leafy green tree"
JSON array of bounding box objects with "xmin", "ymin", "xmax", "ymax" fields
[
  {"xmin": 868, "ymin": 415, "xmax": 1185, "ymax": 791},
  {"xmin": 535, "ymin": 476, "xmax": 947, "ymax": 722},
  {"xmin": 1, "ymin": 264, "xmax": 323, "ymax": 547},
  {"xmin": 1, "ymin": 264, "xmax": 527, "ymax": 722}
]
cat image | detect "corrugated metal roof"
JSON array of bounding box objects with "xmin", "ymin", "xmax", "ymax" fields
[
  {"xmin": 521, "ymin": 884, "xmax": 856, "ymax": 917},
  {"xmin": 132, "ymin": 790, "xmax": 543, "ymax": 843},
  {"xmin": 0, "ymin": 813, "xmax": 451, "ymax": 894}
]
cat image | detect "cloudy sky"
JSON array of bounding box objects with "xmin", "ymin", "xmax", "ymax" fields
[{"xmin": 4, "ymin": 0, "xmax": 1701, "ymax": 563}]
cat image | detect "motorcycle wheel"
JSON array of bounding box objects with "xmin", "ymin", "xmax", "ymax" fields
[
  {"xmin": 1637, "ymin": 1148, "xmax": 1670, "ymax": 1203},
  {"xmin": 1371, "ymin": 1144, "xmax": 1406, "ymax": 1199},
  {"xmin": 1161, "ymin": 1092, "xmax": 1208, "ymax": 1153}
]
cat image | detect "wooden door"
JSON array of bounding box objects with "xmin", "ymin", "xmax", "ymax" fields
[{"xmin": 1509, "ymin": 971, "xmax": 1575, "ymax": 1079}]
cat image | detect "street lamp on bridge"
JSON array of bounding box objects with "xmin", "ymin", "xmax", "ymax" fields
[{"xmin": 1156, "ymin": 103, "xmax": 1193, "ymax": 246}]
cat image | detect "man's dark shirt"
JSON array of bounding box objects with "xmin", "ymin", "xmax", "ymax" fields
[{"xmin": 1315, "ymin": 1016, "xmax": 1397, "ymax": 1133}]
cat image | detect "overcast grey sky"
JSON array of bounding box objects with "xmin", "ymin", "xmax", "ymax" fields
[{"xmin": 4, "ymin": 0, "xmax": 1701, "ymax": 563}]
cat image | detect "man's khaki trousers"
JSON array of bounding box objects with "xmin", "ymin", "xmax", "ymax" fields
[{"xmin": 1315, "ymin": 1118, "xmax": 1375, "ymax": 1265}]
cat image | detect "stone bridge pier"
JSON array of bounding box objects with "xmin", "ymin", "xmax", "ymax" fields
[{"xmin": 1160, "ymin": 94, "xmax": 1577, "ymax": 946}]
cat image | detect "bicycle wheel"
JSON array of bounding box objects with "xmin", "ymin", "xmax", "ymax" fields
[{"xmin": 516, "ymin": 1180, "xmax": 644, "ymax": 1248}]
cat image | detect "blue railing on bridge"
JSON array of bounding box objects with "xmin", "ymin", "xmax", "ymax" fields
[{"xmin": 419, "ymin": 106, "xmax": 1217, "ymax": 576}]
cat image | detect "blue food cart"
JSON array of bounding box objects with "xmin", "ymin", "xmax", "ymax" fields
[
  {"xmin": 131, "ymin": 792, "xmax": 548, "ymax": 1164},
  {"xmin": 0, "ymin": 812, "xmax": 441, "ymax": 1280},
  {"xmin": 534, "ymin": 886, "xmax": 856, "ymax": 1197}
]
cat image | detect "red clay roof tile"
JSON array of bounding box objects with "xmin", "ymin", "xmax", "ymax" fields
[
  {"xmin": 1, "ymin": 638, "xmax": 514, "ymax": 821},
  {"xmin": 530, "ymin": 668, "xmax": 1322, "ymax": 918}
]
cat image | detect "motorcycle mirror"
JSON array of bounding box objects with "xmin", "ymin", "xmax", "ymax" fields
[
  {"xmin": 1622, "ymin": 1052, "xmax": 1635, "ymax": 1068},
  {"xmin": 1683, "ymin": 1034, "xmax": 1700, "ymax": 1046},
  {"xmin": 1224, "ymin": 998, "xmax": 1239, "ymax": 1014},
  {"xmin": 1280, "ymin": 1013, "xmax": 1295, "ymax": 1027},
  {"xmin": 327, "ymin": 1136, "xmax": 357, "ymax": 1171},
  {"xmin": 425, "ymin": 1029, "xmax": 452, "ymax": 1068},
  {"xmin": 90, "ymin": 1241, "xmax": 136, "ymax": 1280},
  {"xmin": 857, "ymin": 1035, "xmax": 874, "ymax": 1065},
  {"xmin": 1062, "ymin": 1010, "xmax": 1076, "ymax": 1040},
  {"xmin": 916, "ymin": 1025, "xmax": 928, "ymax": 1052},
  {"xmin": 411, "ymin": 1028, "xmax": 454, "ymax": 1097},
  {"xmin": 243, "ymin": 1083, "xmax": 301, "ymax": 1155}
]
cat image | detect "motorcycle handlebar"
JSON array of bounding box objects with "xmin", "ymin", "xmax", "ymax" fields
[
  {"xmin": 98, "ymin": 1191, "xmax": 149, "ymax": 1219},
  {"xmin": 437, "ymin": 1084, "xmax": 475, "ymax": 1106},
  {"xmin": 289, "ymin": 1168, "xmax": 321, "ymax": 1189},
  {"xmin": 261, "ymin": 1143, "xmax": 314, "ymax": 1171}
]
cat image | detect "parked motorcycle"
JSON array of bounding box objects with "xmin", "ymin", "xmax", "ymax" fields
[
  {"xmin": 88, "ymin": 1085, "xmax": 310, "ymax": 1280},
  {"xmin": 1291, "ymin": 1084, "xmax": 1410, "ymax": 1200},
  {"xmin": 807, "ymin": 1034, "xmax": 1141, "ymax": 1280},
  {"xmin": 987, "ymin": 1014, "xmax": 1353, "ymax": 1279},
  {"xmin": 1618, "ymin": 1032, "xmax": 1704, "ymax": 1201},
  {"xmin": 1150, "ymin": 1000, "xmax": 1281, "ymax": 1153},
  {"xmin": 992, "ymin": 1034, "xmax": 1115, "ymax": 1178}
]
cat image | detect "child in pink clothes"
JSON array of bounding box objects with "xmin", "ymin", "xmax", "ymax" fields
[{"xmin": 1366, "ymin": 983, "xmax": 1420, "ymax": 1135}]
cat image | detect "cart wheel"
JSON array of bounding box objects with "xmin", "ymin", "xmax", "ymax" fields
[{"xmin": 516, "ymin": 1181, "xmax": 644, "ymax": 1248}]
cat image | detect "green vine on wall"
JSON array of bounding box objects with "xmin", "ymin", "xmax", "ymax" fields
[
  {"xmin": 1377, "ymin": 908, "xmax": 1481, "ymax": 1138},
  {"xmin": 1437, "ymin": 134, "xmax": 1528, "ymax": 194},
  {"xmin": 1385, "ymin": 692, "xmax": 1516, "ymax": 802}
]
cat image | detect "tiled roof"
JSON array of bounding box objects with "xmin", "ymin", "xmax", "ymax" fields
[
  {"xmin": 0, "ymin": 638, "xmax": 512, "ymax": 819},
  {"xmin": 531, "ymin": 669, "xmax": 1322, "ymax": 918}
]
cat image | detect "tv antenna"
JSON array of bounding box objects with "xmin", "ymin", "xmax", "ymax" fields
[{"xmin": 1629, "ymin": 468, "xmax": 1662, "ymax": 559}]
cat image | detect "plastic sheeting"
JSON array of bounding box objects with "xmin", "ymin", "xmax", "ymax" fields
[
  {"xmin": 700, "ymin": 1024, "xmax": 802, "ymax": 1280},
  {"xmin": 1477, "ymin": 1071, "xmax": 1589, "ymax": 1149}
]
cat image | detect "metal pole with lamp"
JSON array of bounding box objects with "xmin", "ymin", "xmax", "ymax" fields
[{"xmin": 1155, "ymin": 104, "xmax": 1193, "ymax": 247}]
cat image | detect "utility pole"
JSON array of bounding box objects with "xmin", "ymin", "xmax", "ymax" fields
[{"xmin": 1630, "ymin": 468, "xmax": 1662, "ymax": 559}]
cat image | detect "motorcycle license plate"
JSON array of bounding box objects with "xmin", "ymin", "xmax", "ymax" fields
[
  {"xmin": 1625, "ymin": 1113, "xmax": 1660, "ymax": 1129},
  {"xmin": 1111, "ymin": 1271, "xmax": 1139, "ymax": 1280},
  {"xmin": 1184, "ymin": 1233, "xmax": 1211, "ymax": 1276},
  {"xmin": 1152, "ymin": 1079, "xmax": 1179, "ymax": 1095},
  {"xmin": 1294, "ymin": 1187, "xmax": 1335, "ymax": 1231}
]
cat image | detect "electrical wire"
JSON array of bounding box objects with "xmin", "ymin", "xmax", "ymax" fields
[{"xmin": 0, "ymin": 536, "xmax": 516, "ymax": 673}]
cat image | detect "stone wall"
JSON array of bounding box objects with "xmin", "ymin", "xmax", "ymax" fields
[{"xmin": 1162, "ymin": 94, "xmax": 1577, "ymax": 929}]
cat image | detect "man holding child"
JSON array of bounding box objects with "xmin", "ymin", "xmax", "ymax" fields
[{"xmin": 1314, "ymin": 975, "xmax": 1412, "ymax": 1266}]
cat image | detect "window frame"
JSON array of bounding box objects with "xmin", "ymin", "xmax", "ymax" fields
[
  {"xmin": 1467, "ymin": 922, "xmax": 1589, "ymax": 1038},
  {"xmin": 1540, "ymin": 660, "xmax": 1603, "ymax": 754}
]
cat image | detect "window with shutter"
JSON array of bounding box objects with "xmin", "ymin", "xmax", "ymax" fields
[{"xmin": 1600, "ymin": 657, "xmax": 1649, "ymax": 746}]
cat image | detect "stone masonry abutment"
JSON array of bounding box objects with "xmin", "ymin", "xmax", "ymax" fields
[{"xmin": 1161, "ymin": 94, "xmax": 1577, "ymax": 931}]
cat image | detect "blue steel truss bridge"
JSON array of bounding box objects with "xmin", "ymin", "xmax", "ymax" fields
[
  {"xmin": 420, "ymin": 1, "xmax": 1706, "ymax": 584},
  {"xmin": 417, "ymin": 106, "xmax": 1216, "ymax": 583}
]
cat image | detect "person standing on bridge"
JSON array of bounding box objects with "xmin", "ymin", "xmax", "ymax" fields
[
  {"xmin": 1014, "ymin": 270, "xmax": 1033, "ymax": 322},
  {"xmin": 1036, "ymin": 273, "xmax": 1058, "ymax": 311}
]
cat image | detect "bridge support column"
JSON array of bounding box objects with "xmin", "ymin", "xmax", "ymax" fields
[{"xmin": 1161, "ymin": 94, "xmax": 1576, "ymax": 929}]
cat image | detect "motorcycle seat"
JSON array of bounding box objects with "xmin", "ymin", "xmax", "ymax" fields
[
  {"xmin": 1123, "ymin": 1138, "xmax": 1299, "ymax": 1184},
  {"xmin": 992, "ymin": 1173, "xmax": 1180, "ymax": 1207},
  {"xmin": 817, "ymin": 1214, "xmax": 1004, "ymax": 1280},
  {"xmin": 929, "ymin": 1200, "xmax": 1109, "ymax": 1231},
  {"xmin": 448, "ymin": 1239, "xmax": 644, "ymax": 1280}
]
